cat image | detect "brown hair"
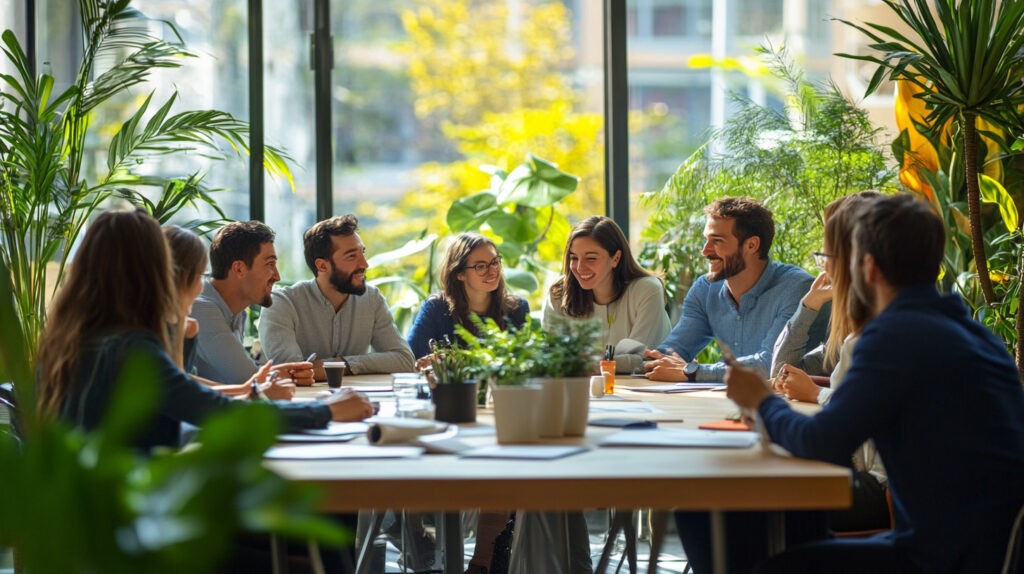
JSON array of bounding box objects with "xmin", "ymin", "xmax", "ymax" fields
[
  {"xmin": 37, "ymin": 210, "xmax": 179, "ymax": 417},
  {"xmin": 163, "ymin": 225, "xmax": 208, "ymax": 295},
  {"xmin": 704, "ymin": 197, "xmax": 775, "ymax": 260},
  {"xmin": 438, "ymin": 233, "xmax": 520, "ymax": 331},
  {"xmin": 822, "ymin": 191, "xmax": 884, "ymax": 366},
  {"xmin": 303, "ymin": 214, "xmax": 359, "ymax": 275},
  {"xmin": 550, "ymin": 216, "xmax": 656, "ymax": 318},
  {"xmin": 209, "ymin": 220, "xmax": 275, "ymax": 279}
]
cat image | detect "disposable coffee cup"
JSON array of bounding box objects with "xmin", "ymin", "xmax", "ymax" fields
[{"xmin": 323, "ymin": 361, "xmax": 347, "ymax": 388}]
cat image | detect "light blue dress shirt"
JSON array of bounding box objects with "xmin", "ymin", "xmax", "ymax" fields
[{"xmin": 658, "ymin": 260, "xmax": 812, "ymax": 380}]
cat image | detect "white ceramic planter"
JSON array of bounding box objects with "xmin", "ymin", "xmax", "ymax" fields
[
  {"xmin": 531, "ymin": 377, "xmax": 568, "ymax": 438},
  {"xmin": 491, "ymin": 385, "xmax": 542, "ymax": 444},
  {"xmin": 562, "ymin": 377, "xmax": 590, "ymax": 436}
]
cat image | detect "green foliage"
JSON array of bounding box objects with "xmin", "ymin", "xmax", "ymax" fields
[
  {"xmin": 425, "ymin": 334, "xmax": 481, "ymax": 386},
  {"xmin": 447, "ymin": 153, "xmax": 580, "ymax": 294},
  {"xmin": 454, "ymin": 315, "xmax": 602, "ymax": 389},
  {"xmin": 455, "ymin": 317, "xmax": 539, "ymax": 387},
  {"xmin": 0, "ymin": 254, "xmax": 343, "ymax": 573},
  {"xmin": 0, "ymin": 0, "xmax": 294, "ymax": 359},
  {"xmin": 530, "ymin": 318, "xmax": 602, "ymax": 379},
  {"xmin": 837, "ymin": 0, "xmax": 1024, "ymax": 321},
  {"xmin": 639, "ymin": 46, "xmax": 897, "ymax": 311}
]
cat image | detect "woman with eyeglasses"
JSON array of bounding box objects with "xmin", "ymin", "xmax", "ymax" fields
[
  {"xmin": 407, "ymin": 232, "xmax": 529, "ymax": 361},
  {"xmin": 770, "ymin": 191, "xmax": 883, "ymax": 403},
  {"xmin": 542, "ymin": 215, "xmax": 670, "ymax": 374}
]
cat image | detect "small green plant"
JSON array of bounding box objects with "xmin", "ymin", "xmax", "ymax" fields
[
  {"xmin": 529, "ymin": 318, "xmax": 602, "ymax": 379},
  {"xmin": 426, "ymin": 335, "xmax": 480, "ymax": 385},
  {"xmin": 455, "ymin": 317, "xmax": 540, "ymax": 388}
]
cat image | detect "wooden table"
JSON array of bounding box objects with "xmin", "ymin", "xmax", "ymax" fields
[{"xmin": 273, "ymin": 375, "xmax": 850, "ymax": 574}]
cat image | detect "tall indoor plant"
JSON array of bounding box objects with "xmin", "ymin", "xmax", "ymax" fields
[
  {"xmin": 837, "ymin": 0, "xmax": 1024, "ymax": 307},
  {"xmin": 0, "ymin": 0, "xmax": 293, "ymax": 362}
]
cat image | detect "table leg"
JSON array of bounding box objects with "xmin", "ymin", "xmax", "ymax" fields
[
  {"xmin": 710, "ymin": 510, "xmax": 727, "ymax": 574},
  {"xmin": 271, "ymin": 533, "xmax": 289, "ymax": 574},
  {"xmin": 443, "ymin": 512, "xmax": 463, "ymax": 574},
  {"xmin": 594, "ymin": 510, "xmax": 627, "ymax": 574},
  {"xmin": 646, "ymin": 510, "xmax": 670, "ymax": 574},
  {"xmin": 356, "ymin": 511, "xmax": 385, "ymax": 574}
]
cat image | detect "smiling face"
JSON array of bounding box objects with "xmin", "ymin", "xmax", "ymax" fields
[
  {"xmin": 568, "ymin": 236, "xmax": 621, "ymax": 299},
  {"xmin": 240, "ymin": 241, "xmax": 280, "ymax": 307},
  {"xmin": 456, "ymin": 243, "xmax": 502, "ymax": 297},
  {"xmin": 326, "ymin": 233, "xmax": 368, "ymax": 295},
  {"xmin": 702, "ymin": 217, "xmax": 749, "ymax": 282}
]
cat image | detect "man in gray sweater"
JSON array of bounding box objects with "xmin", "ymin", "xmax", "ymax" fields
[{"xmin": 260, "ymin": 215, "xmax": 415, "ymax": 377}]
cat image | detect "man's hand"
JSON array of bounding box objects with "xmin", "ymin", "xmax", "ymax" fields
[
  {"xmin": 322, "ymin": 388, "xmax": 374, "ymax": 421},
  {"xmin": 274, "ymin": 361, "xmax": 315, "ymax": 386},
  {"xmin": 725, "ymin": 362, "xmax": 771, "ymax": 410},
  {"xmin": 262, "ymin": 378, "xmax": 297, "ymax": 400},
  {"xmin": 642, "ymin": 348, "xmax": 688, "ymax": 381},
  {"xmin": 801, "ymin": 272, "xmax": 833, "ymax": 311}
]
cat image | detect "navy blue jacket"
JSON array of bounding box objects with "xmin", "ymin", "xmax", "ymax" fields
[{"xmin": 760, "ymin": 284, "xmax": 1024, "ymax": 572}]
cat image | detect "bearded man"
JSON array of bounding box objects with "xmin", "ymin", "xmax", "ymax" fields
[
  {"xmin": 644, "ymin": 197, "xmax": 813, "ymax": 382},
  {"xmin": 260, "ymin": 214, "xmax": 414, "ymax": 377}
]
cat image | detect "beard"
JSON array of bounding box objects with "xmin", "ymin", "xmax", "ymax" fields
[
  {"xmin": 707, "ymin": 251, "xmax": 745, "ymax": 282},
  {"xmin": 329, "ymin": 263, "xmax": 367, "ymax": 295},
  {"xmin": 849, "ymin": 266, "xmax": 876, "ymax": 326},
  {"xmin": 260, "ymin": 293, "xmax": 273, "ymax": 307}
]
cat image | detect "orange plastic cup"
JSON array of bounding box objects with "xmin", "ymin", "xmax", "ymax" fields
[{"xmin": 600, "ymin": 360, "xmax": 616, "ymax": 394}]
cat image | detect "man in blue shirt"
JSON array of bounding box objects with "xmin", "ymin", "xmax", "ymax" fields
[
  {"xmin": 645, "ymin": 197, "xmax": 813, "ymax": 381},
  {"xmin": 727, "ymin": 194, "xmax": 1024, "ymax": 573}
]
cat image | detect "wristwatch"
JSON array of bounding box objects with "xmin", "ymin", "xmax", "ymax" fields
[{"xmin": 683, "ymin": 361, "xmax": 699, "ymax": 381}]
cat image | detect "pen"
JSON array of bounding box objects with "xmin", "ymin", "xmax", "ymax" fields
[{"xmin": 305, "ymin": 352, "xmax": 317, "ymax": 363}]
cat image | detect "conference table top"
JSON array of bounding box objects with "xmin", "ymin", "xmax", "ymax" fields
[{"xmin": 267, "ymin": 375, "xmax": 851, "ymax": 514}]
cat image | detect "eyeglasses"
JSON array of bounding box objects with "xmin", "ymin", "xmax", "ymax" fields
[
  {"xmin": 464, "ymin": 256, "xmax": 502, "ymax": 276},
  {"xmin": 813, "ymin": 251, "xmax": 831, "ymax": 270}
]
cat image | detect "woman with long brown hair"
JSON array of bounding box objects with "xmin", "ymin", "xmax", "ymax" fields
[
  {"xmin": 36, "ymin": 210, "xmax": 371, "ymax": 450},
  {"xmin": 407, "ymin": 232, "xmax": 528, "ymax": 360},
  {"xmin": 542, "ymin": 215, "xmax": 670, "ymax": 373}
]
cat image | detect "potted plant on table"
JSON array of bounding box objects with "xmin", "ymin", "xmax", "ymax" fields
[
  {"xmin": 426, "ymin": 335, "xmax": 481, "ymax": 423},
  {"xmin": 528, "ymin": 318, "xmax": 602, "ymax": 437},
  {"xmin": 456, "ymin": 318, "xmax": 543, "ymax": 444}
]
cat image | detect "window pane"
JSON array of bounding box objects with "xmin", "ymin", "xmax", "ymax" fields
[
  {"xmin": 327, "ymin": 0, "xmax": 605, "ymax": 329},
  {"xmin": 0, "ymin": 2, "xmax": 26, "ymax": 78}
]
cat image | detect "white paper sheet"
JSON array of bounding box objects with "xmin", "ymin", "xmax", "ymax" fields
[
  {"xmin": 264, "ymin": 444, "xmax": 424, "ymax": 459},
  {"xmin": 599, "ymin": 428, "xmax": 758, "ymax": 448},
  {"xmin": 459, "ymin": 445, "xmax": 589, "ymax": 460}
]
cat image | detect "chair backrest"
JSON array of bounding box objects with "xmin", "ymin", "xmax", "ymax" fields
[
  {"xmin": 1002, "ymin": 502, "xmax": 1024, "ymax": 574},
  {"xmin": 0, "ymin": 382, "xmax": 20, "ymax": 440}
]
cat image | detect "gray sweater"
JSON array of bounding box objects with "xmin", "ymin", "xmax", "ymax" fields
[{"xmin": 259, "ymin": 279, "xmax": 415, "ymax": 374}]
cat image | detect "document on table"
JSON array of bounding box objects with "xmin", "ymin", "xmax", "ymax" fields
[
  {"xmin": 277, "ymin": 422, "xmax": 369, "ymax": 442},
  {"xmin": 599, "ymin": 428, "xmax": 758, "ymax": 448},
  {"xmin": 589, "ymin": 401, "xmax": 661, "ymax": 414},
  {"xmin": 620, "ymin": 382, "xmax": 726, "ymax": 393},
  {"xmin": 265, "ymin": 444, "xmax": 425, "ymax": 459},
  {"xmin": 460, "ymin": 445, "xmax": 589, "ymax": 460}
]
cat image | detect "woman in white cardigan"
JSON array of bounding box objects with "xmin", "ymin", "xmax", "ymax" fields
[{"xmin": 542, "ymin": 215, "xmax": 671, "ymax": 374}]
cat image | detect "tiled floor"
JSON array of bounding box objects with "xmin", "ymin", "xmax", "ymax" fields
[{"xmin": 378, "ymin": 512, "xmax": 692, "ymax": 573}]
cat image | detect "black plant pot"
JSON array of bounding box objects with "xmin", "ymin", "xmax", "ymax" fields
[{"xmin": 432, "ymin": 380, "xmax": 479, "ymax": 423}]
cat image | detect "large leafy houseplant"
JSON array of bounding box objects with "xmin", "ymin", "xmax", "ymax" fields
[
  {"xmin": 639, "ymin": 46, "xmax": 896, "ymax": 330},
  {"xmin": 837, "ymin": 0, "xmax": 1024, "ymax": 309},
  {"xmin": 0, "ymin": 0, "xmax": 293, "ymax": 361}
]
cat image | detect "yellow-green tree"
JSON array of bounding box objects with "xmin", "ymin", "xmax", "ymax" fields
[
  {"xmin": 359, "ymin": 0, "xmax": 605, "ymax": 327},
  {"xmin": 396, "ymin": 0, "xmax": 604, "ymax": 247}
]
